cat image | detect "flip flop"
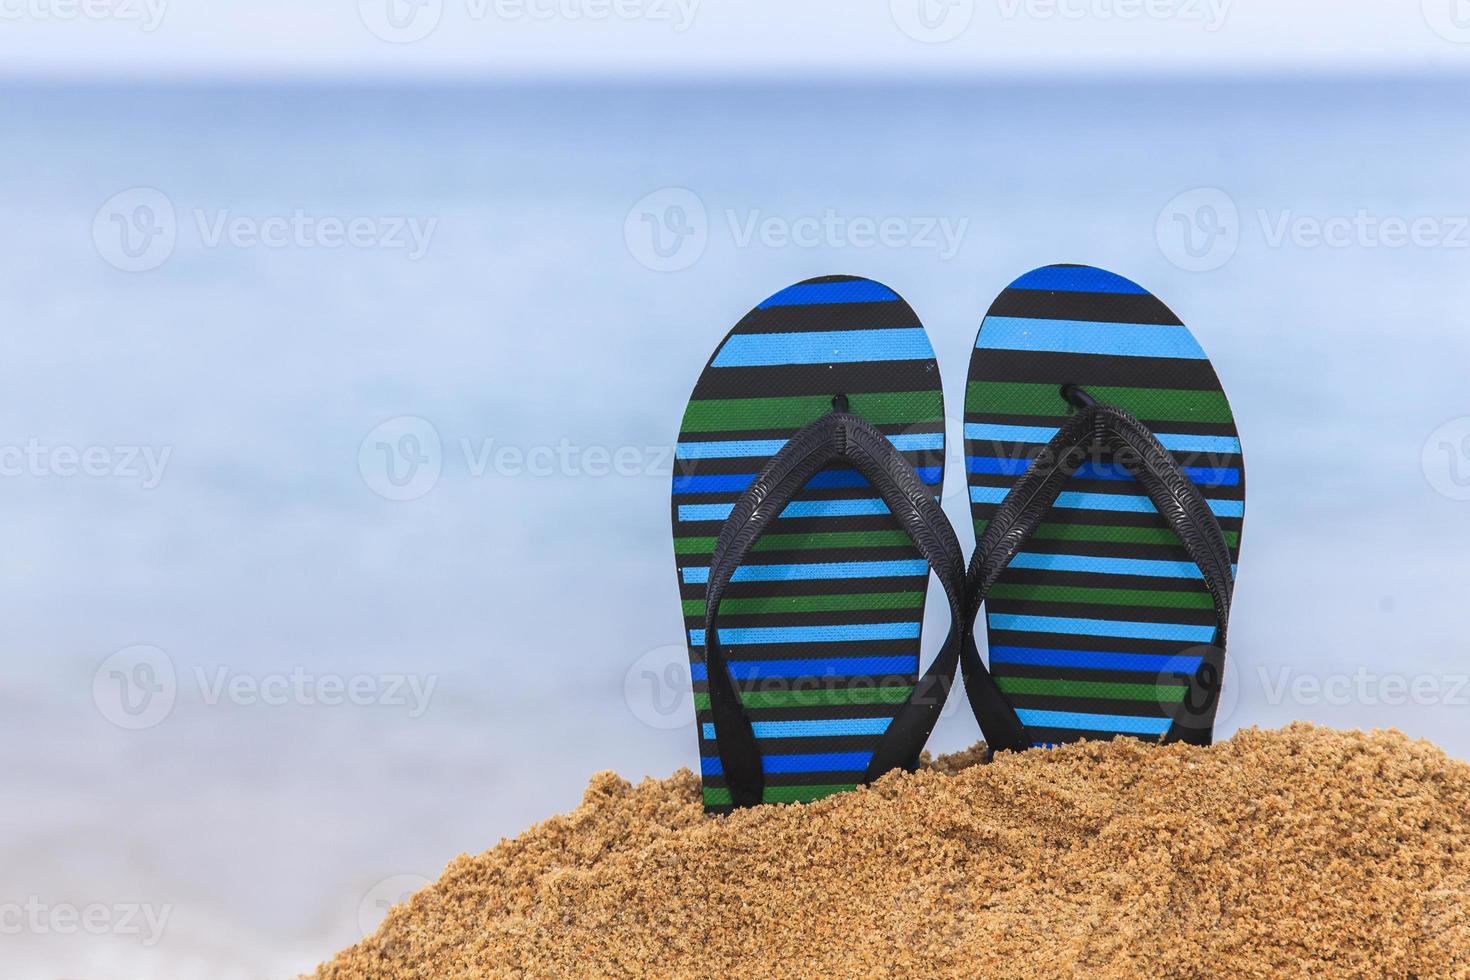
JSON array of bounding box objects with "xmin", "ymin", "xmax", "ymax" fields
[
  {"xmin": 962, "ymin": 264, "xmax": 1245, "ymax": 748},
  {"xmin": 672, "ymin": 276, "xmax": 970, "ymax": 813}
]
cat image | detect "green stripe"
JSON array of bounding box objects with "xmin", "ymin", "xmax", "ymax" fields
[
  {"xmin": 693, "ymin": 686, "xmax": 914, "ymax": 711},
  {"xmin": 967, "ymin": 381, "xmax": 1233, "ymax": 424},
  {"xmin": 703, "ymin": 785, "xmax": 859, "ymax": 807},
  {"xmin": 681, "ymin": 591, "xmax": 925, "ymax": 618},
  {"xmin": 997, "ymin": 676, "xmax": 1187, "ymax": 702},
  {"xmin": 973, "ymin": 520, "xmax": 1240, "ymax": 547},
  {"xmin": 674, "ymin": 530, "xmax": 914, "ymax": 556},
  {"xmin": 763, "ymin": 784, "xmax": 858, "ymax": 804},
  {"xmin": 988, "ymin": 583, "xmax": 1214, "ymax": 610},
  {"xmin": 681, "ymin": 391, "xmax": 941, "ymax": 433}
]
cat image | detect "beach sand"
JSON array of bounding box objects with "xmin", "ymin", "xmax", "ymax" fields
[{"xmin": 313, "ymin": 724, "xmax": 1470, "ymax": 978}]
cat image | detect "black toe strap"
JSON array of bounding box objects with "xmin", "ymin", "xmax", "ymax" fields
[
  {"xmin": 702, "ymin": 405, "xmax": 968, "ymax": 808},
  {"xmin": 961, "ymin": 387, "xmax": 1237, "ymax": 749}
]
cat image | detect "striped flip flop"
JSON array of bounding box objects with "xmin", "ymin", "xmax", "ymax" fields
[
  {"xmin": 673, "ymin": 276, "xmax": 970, "ymax": 813},
  {"xmin": 962, "ymin": 264, "xmax": 1245, "ymax": 748}
]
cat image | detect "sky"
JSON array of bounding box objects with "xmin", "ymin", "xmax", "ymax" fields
[{"xmin": 1, "ymin": 0, "xmax": 1469, "ymax": 80}]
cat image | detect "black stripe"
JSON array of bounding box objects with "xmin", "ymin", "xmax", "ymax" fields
[
  {"xmin": 985, "ymin": 599, "xmax": 1214, "ymax": 626},
  {"xmin": 966, "ymin": 348, "xmax": 1221, "ymax": 389},
  {"xmin": 686, "ymin": 637, "xmax": 926, "ymax": 660},
  {"xmin": 676, "ymin": 421, "xmax": 944, "ymax": 445},
  {"xmin": 986, "ymin": 288, "xmax": 1182, "ymax": 325},
  {"xmin": 679, "ymin": 575, "xmax": 931, "ymax": 602},
  {"xmin": 964, "ymin": 411, "xmax": 1240, "ymax": 439},
  {"xmin": 986, "ymin": 629, "xmax": 1211, "ymax": 657},
  {"xmin": 734, "ymin": 299, "xmax": 922, "ymax": 334},
  {"xmin": 1001, "ymin": 662, "xmax": 1199, "ymax": 686},
  {"xmin": 687, "ymin": 608, "xmax": 929, "ymax": 628},
  {"xmin": 982, "ymin": 567, "xmax": 1222, "ymax": 595},
  {"xmin": 693, "ymin": 360, "xmax": 940, "ymax": 399},
  {"xmin": 1004, "ymin": 692, "xmax": 1174, "ymax": 719}
]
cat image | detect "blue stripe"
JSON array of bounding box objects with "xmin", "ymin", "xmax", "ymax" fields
[
  {"xmin": 969, "ymin": 485, "xmax": 1245, "ymax": 519},
  {"xmin": 701, "ymin": 751, "xmax": 873, "ymax": 776},
  {"xmin": 758, "ymin": 280, "xmax": 898, "ymax": 308},
  {"xmin": 682, "ymin": 559, "xmax": 927, "ymax": 585},
  {"xmin": 1007, "ymin": 266, "xmax": 1148, "ymax": 295},
  {"xmin": 1015, "ymin": 709, "xmax": 1174, "ymax": 736},
  {"xmin": 690, "ymin": 655, "xmax": 917, "ymax": 682},
  {"xmin": 965, "ymin": 456, "xmax": 1238, "ymax": 487},
  {"xmin": 991, "ymin": 646, "xmax": 1203, "ymax": 673},
  {"xmin": 678, "ymin": 431, "xmax": 943, "ymax": 460},
  {"xmin": 678, "ymin": 498, "xmax": 893, "ymax": 522},
  {"xmin": 689, "ymin": 622, "xmax": 921, "ymax": 646},
  {"xmin": 988, "ymin": 613, "xmax": 1215, "ymax": 643},
  {"xmin": 713, "ymin": 328, "xmax": 934, "ymax": 368},
  {"xmin": 1007, "ymin": 552, "xmax": 1208, "ymax": 579},
  {"xmin": 702, "ymin": 718, "xmax": 892, "ymax": 740},
  {"xmin": 977, "ymin": 317, "xmax": 1207, "ymax": 360},
  {"xmin": 673, "ymin": 466, "xmax": 941, "ymax": 495},
  {"xmin": 964, "ymin": 423, "xmax": 1241, "ymax": 455}
]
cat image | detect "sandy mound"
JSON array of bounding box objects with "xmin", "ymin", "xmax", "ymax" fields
[{"xmin": 314, "ymin": 724, "xmax": 1470, "ymax": 978}]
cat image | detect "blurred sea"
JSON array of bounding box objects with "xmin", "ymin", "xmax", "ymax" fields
[{"xmin": 2, "ymin": 76, "xmax": 1469, "ymax": 977}]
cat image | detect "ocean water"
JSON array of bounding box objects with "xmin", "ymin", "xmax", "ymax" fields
[{"xmin": 3, "ymin": 77, "xmax": 1469, "ymax": 977}]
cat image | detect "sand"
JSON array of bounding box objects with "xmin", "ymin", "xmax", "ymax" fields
[{"xmin": 314, "ymin": 724, "xmax": 1470, "ymax": 978}]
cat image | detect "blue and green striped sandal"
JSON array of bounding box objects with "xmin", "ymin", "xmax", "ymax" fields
[
  {"xmin": 962, "ymin": 264, "xmax": 1245, "ymax": 749},
  {"xmin": 672, "ymin": 276, "xmax": 1021, "ymax": 813}
]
